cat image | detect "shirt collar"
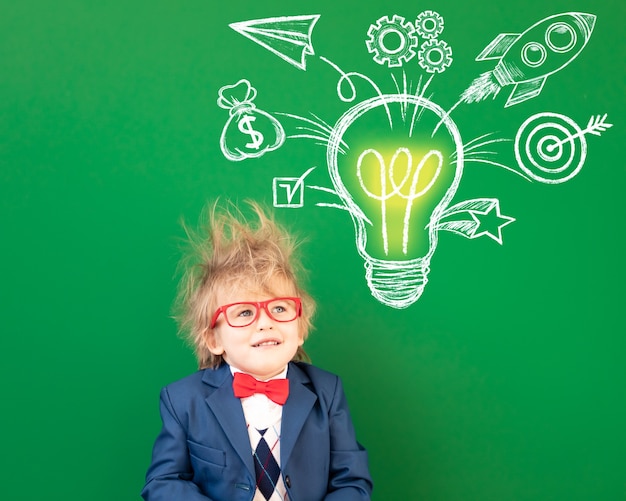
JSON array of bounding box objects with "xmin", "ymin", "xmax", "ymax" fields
[{"xmin": 229, "ymin": 364, "xmax": 288, "ymax": 381}]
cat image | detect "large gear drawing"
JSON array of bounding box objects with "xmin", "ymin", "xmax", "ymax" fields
[
  {"xmin": 418, "ymin": 39, "xmax": 453, "ymax": 73},
  {"xmin": 415, "ymin": 10, "xmax": 445, "ymax": 39},
  {"xmin": 366, "ymin": 15, "xmax": 418, "ymax": 68}
]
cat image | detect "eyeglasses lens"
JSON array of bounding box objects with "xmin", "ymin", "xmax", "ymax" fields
[{"xmin": 225, "ymin": 299, "xmax": 298, "ymax": 327}]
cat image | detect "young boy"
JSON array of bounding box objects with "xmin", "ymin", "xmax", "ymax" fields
[{"xmin": 141, "ymin": 203, "xmax": 372, "ymax": 501}]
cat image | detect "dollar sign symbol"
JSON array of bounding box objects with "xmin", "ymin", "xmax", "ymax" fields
[{"xmin": 237, "ymin": 115, "xmax": 264, "ymax": 150}]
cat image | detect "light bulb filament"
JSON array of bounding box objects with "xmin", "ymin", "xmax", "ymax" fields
[{"xmin": 357, "ymin": 147, "xmax": 443, "ymax": 254}]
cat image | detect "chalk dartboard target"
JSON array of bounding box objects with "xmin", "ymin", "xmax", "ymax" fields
[{"xmin": 514, "ymin": 112, "xmax": 587, "ymax": 184}]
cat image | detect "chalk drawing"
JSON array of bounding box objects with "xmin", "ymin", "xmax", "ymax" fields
[
  {"xmin": 434, "ymin": 199, "xmax": 516, "ymax": 244},
  {"xmin": 366, "ymin": 10, "xmax": 454, "ymax": 74},
  {"xmin": 415, "ymin": 10, "xmax": 445, "ymax": 39},
  {"xmin": 217, "ymin": 79, "xmax": 285, "ymax": 162},
  {"xmin": 418, "ymin": 39, "xmax": 453, "ymax": 73},
  {"xmin": 223, "ymin": 10, "xmax": 610, "ymax": 308},
  {"xmin": 272, "ymin": 167, "xmax": 316, "ymax": 208},
  {"xmin": 229, "ymin": 15, "xmax": 320, "ymax": 70},
  {"xmin": 461, "ymin": 12, "xmax": 596, "ymax": 107},
  {"xmin": 366, "ymin": 15, "xmax": 419, "ymax": 67},
  {"xmin": 515, "ymin": 112, "xmax": 612, "ymax": 183},
  {"xmin": 324, "ymin": 93, "xmax": 464, "ymax": 308}
]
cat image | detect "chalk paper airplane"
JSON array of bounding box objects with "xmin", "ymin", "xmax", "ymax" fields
[{"xmin": 229, "ymin": 15, "xmax": 320, "ymax": 70}]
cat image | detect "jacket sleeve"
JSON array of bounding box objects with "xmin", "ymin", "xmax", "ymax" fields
[
  {"xmin": 141, "ymin": 387, "xmax": 213, "ymax": 501},
  {"xmin": 324, "ymin": 377, "xmax": 373, "ymax": 500}
]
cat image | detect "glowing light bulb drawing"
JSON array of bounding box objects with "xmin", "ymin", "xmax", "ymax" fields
[{"xmin": 327, "ymin": 94, "xmax": 463, "ymax": 308}]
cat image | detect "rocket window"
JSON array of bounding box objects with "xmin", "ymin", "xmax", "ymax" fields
[
  {"xmin": 545, "ymin": 23, "xmax": 577, "ymax": 53},
  {"xmin": 521, "ymin": 42, "xmax": 546, "ymax": 68}
]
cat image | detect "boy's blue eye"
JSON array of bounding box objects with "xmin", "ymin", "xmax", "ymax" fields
[{"xmin": 237, "ymin": 308, "xmax": 254, "ymax": 317}]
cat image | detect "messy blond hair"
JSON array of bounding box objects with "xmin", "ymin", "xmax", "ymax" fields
[{"xmin": 173, "ymin": 200, "xmax": 316, "ymax": 369}]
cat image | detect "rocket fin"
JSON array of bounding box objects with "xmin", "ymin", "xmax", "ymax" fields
[
  {"xmin": 505, "ymin": 76, "xmax": 547, "ymax": 107},
  {"xmin": 476, "ymin": 33, "xmax": 520, "ymax": 61}
]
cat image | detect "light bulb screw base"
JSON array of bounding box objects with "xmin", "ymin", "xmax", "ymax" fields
[{"xmin": 364, "ymin": 256, "xmax": 430, "ymax": 309}]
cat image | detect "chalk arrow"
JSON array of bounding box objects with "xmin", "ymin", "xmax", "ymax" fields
[{"xmin": 230, "ymin": 15, "xmax": 320, "ymax": 70}]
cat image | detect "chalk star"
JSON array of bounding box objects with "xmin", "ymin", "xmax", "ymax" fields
[{"xmin": 468, "ymin": 202, "xmax": 516, "ymax": 244}]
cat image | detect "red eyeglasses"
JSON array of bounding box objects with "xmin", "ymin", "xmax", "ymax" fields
[{"xmin": 210, "ymin": 297, "xmax": 302, "ymax": 329}]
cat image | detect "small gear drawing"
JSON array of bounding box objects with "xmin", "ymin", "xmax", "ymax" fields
[
  {"xmin": 366, "ymin": 14, "xmax": 419, "ymax": 67},
  {"xmin": 415, "ymin": 10, "xmax": 445, "ymax": 39},
  {"xmin": 418, "ymin": 39, "xmax": 453, "ymax": 73}
]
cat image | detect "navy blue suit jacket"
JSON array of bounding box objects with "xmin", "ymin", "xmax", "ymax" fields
[{"xmin": 141, "ymin": 362, "xmax": 372, "ymax": 500}]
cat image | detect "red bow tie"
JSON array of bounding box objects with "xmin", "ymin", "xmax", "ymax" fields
[{"xmin": 232, "ymin": 372, "xmax": 290, "ymax": 405}]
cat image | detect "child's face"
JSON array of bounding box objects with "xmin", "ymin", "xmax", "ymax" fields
[{"xmin": 207, "ymin": 280, "xmax": 304, "ymax": 380}]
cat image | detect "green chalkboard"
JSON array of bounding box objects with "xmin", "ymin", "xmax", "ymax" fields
[{"xmin": 1, "ymin": 1, "xmax": 624, "ymax": 500}]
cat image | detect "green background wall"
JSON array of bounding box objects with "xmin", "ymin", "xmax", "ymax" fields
[{"xmin": 1, "ymin": 1, "xmax": 624, "ymax": 499}]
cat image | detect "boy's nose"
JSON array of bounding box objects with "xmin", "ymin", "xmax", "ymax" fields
[{"xmin": 255, "ymin": 306, "xmax": 274, "ymax": 329}]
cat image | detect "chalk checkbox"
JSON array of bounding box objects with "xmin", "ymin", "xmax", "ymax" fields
[{"xmin": 273, "ymin": 177, "xmax": 305, "ymax": 207}]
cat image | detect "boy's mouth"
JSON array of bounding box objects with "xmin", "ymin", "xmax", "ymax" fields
[{"xmin": 252, "ymin": 339, "xmax": 281, "ymax": 348}]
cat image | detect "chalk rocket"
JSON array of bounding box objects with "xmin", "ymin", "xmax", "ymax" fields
[{"xmin": 461, "ymin": 12, "xmax": 596, "ymax": 107}]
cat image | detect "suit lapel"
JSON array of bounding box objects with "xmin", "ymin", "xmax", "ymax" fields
[
  {"xmin": 202, "ymin": 363, "xmax": 318, "ymax": 476},
  {"xmin": 202, "ymin": 366, "xmax": 255, "ymax": 478},
  {"xmin": 281, "ymin": 363, "xmax": 317, "ymax": 467}
]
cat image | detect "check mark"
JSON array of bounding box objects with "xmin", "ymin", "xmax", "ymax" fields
[{"xmin": 274, "ymin": 166, "xmax": 316, "ymax": 206}]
